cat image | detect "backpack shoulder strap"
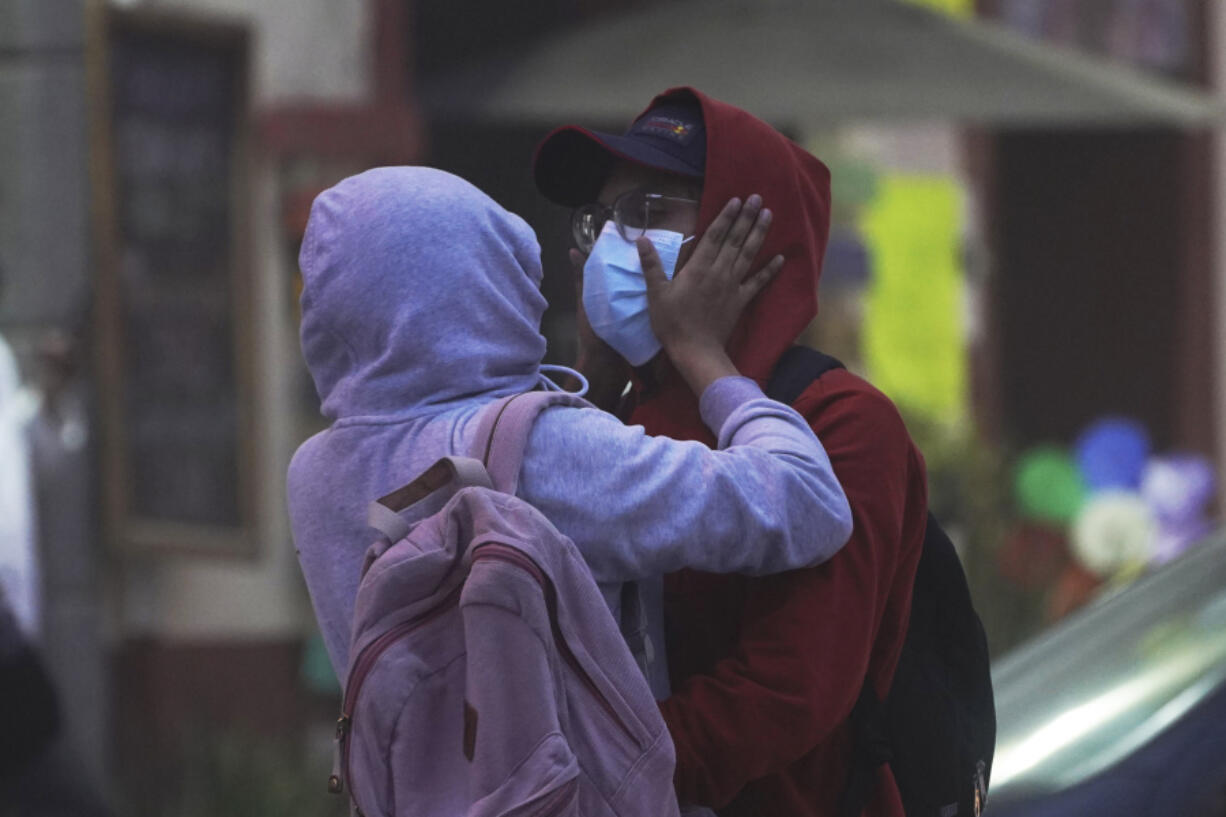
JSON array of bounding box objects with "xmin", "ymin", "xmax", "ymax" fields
[
  {"xmin": 470, "ymin": 390, "xmax": 592, "ymax": 495},
  {"xmin": 475, "ymin": 391, "xmax": 658, "ymax": 675},
  {"xmin": 765, "ymin": 345, "xmax": 845, "ymax": 405}
]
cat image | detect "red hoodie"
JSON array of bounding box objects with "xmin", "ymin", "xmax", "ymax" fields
[{"xmin": 628, "ymin": 88, "xmax": 928, "ymax": 817}]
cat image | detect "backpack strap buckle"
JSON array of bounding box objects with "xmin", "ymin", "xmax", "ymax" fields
[{"xmin": 369, "ymin": 456, "xmax": 494, "ymax": 543}]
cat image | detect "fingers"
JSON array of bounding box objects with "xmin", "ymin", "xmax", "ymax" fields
[
  {"xmin": 636, "ymin": 236, "xmax": 669, "ymax": 295},
  {"xmin": 740, "ymin": 254, "xmax": 786, "ymax": 303},
  {"xmin": 717, "ymin": 194, "xmax": 764, "ymax": 270},
  {"xmin": 689, "ymin": 197, "xmax": 742, "ymax": 268},
  {"xmin": 732, "ymin": 206, "xmax": 772, "ymax": 277}
]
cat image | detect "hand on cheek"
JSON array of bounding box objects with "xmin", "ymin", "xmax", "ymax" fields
[{"xmin": 639, "ymin": 195, "xmax": 784, "ymax": 396}]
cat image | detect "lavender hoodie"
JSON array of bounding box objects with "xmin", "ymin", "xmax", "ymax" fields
[{"xmin": 287, "ymin": 167, "xmax": 852, "ymax": 698}]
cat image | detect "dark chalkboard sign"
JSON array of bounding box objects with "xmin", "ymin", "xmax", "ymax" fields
[{"xmin": 91, "ymin": 8, "xmax": 256, "ymax": 556}]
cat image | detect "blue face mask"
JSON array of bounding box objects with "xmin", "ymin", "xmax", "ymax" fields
[{"xmin": 582, "ymin": 221, "xmax": 689, "ymax": 367}]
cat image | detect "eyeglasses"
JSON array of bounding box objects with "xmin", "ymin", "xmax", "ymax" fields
[{"xmin": 571, "ymin": 189, "xmax": 700, "ymax": 254}]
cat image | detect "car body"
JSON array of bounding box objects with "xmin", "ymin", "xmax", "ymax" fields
[{"xmin": 986, "ymin": 530, "xmax": 1226, "ymax": 816}]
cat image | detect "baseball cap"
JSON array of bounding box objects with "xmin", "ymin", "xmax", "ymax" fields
[{"xmin": 533, "ymin": 100, "xmax": 706, "ymax": 208}]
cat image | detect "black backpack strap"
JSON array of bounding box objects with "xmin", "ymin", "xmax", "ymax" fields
[
  {"xmin": 838, "ymin": 686, "xmax": 892, "ymax": 817},
  {"xmin": 764, "ymin": 346, "xmax": 845, "ymax": 405}
]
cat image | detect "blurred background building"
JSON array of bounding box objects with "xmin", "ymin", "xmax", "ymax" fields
[{"xmin": 1, "ymin": 0, "xmax": 1223, "ymax": 812}]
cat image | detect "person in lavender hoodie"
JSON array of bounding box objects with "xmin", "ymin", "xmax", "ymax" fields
[{"xmin": 287, "ymin": 166, "xmax": 852, "ymax": 700}]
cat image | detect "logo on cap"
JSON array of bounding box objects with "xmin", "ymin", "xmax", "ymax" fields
[{"xmin": 632, "ymin": 115, "xmax": 697, "ymax": 146}]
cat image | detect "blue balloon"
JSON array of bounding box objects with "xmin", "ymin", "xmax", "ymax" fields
[{"xmin": 1074, "ymin": 417, "xmax": 1151, "ymax": 492}]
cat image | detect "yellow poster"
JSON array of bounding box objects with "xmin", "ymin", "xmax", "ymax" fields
[
  {"xmin": 900, "ymin": 0, "xmax": 974, "ymax": 18},
  {"xmin": 859, "ymin": 175, "xmax": 966, "ymax": 423}
]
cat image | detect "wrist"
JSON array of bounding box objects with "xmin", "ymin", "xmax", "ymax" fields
[
  {"xmin": 666, "ymin": 341, "xmax": 738, "ymax": 397},
  {"xmin": 662, "ymin": 334, "xmax": 721, "ymax": 369}
]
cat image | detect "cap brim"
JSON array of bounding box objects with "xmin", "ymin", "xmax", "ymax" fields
[{"xmin": 533, "ymin": 125, "xmax": 703, "ymax": 208}]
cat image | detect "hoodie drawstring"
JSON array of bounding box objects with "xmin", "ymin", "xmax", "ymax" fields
[{"xmin": 538, "ymin": 365, "xmax": 589, "ymax": 398}]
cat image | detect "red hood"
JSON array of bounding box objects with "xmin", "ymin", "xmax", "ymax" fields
[{"xmin": 629, "ymin": 87, "xmax": 832, "ymax": 443}]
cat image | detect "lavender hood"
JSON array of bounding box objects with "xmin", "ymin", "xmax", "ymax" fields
[{"xmin": 299, "ymin": 166, "xmax": 549, "ymax": 420}]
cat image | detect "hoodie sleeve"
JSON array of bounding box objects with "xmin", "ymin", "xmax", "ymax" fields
[
  {"xmin": 517, "ymin": 376, "xmax": 853, "ymax": 582},
  {"xmin": 659, "ymin": 376, "xmax": 928, "ymax": 810}
]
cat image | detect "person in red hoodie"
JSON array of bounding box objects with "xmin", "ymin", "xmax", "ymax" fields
[{"xmin": 534, "ymin": 87, "xmax": 928, "ymax": 817}]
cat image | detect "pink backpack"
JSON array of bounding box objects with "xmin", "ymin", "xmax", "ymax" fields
[{"xmin": 328, "ymin": 392, "xmax": 680, "ymax": 817}]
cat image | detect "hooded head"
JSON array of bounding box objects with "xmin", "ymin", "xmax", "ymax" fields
[
  {"xmin": 534, "ymin": 88, "xmax": 831, "ymax": 442},
  {"xmin": 298, "ymin": 167, "xmax": 548, "ymax": 421}
]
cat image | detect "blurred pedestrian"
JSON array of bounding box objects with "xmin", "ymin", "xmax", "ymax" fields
[
  {"xmin": 533, "ymin": 87, "xmax": 929, "ymax": 817},
  {"xmin": 0, "ymin": 263, "xmax": 111, "ymax": 817},
  {"xmin": 0, "ymin": 584, "xmax": 112, "ymax": 817},
  {"xmin": 0, "ymin": 310, "xmax": 39, "ymax": 641},
  {"xmin": 0, "ymin": 584, "xmax": 58, "ymax": 779}
]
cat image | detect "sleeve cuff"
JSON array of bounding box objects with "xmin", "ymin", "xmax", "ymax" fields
[{"xmin": 698, "ymin": 376, "xmax": 765, "ymax": 436}]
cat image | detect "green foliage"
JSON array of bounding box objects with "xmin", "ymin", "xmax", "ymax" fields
[
  {"xmin": 899, "ymin": 411, "xmax": 1009, "ymax": 570},
  {"xmin": 899, "ymin": 410, "xmax": 1045, "ymax": 654}
]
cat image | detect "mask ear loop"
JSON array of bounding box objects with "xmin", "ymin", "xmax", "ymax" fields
[{"xmin": 538, "ymin": 364, "xmax": 589, "ymax": 398}]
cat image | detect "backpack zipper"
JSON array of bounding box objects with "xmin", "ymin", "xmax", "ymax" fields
[
  {"xmin": 471, "ymin": 543, "xmax": 639, "ymax": 745},
  {"xmin": 331, "ymin": 581, "xmax": 464, "ymax": 796}
]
